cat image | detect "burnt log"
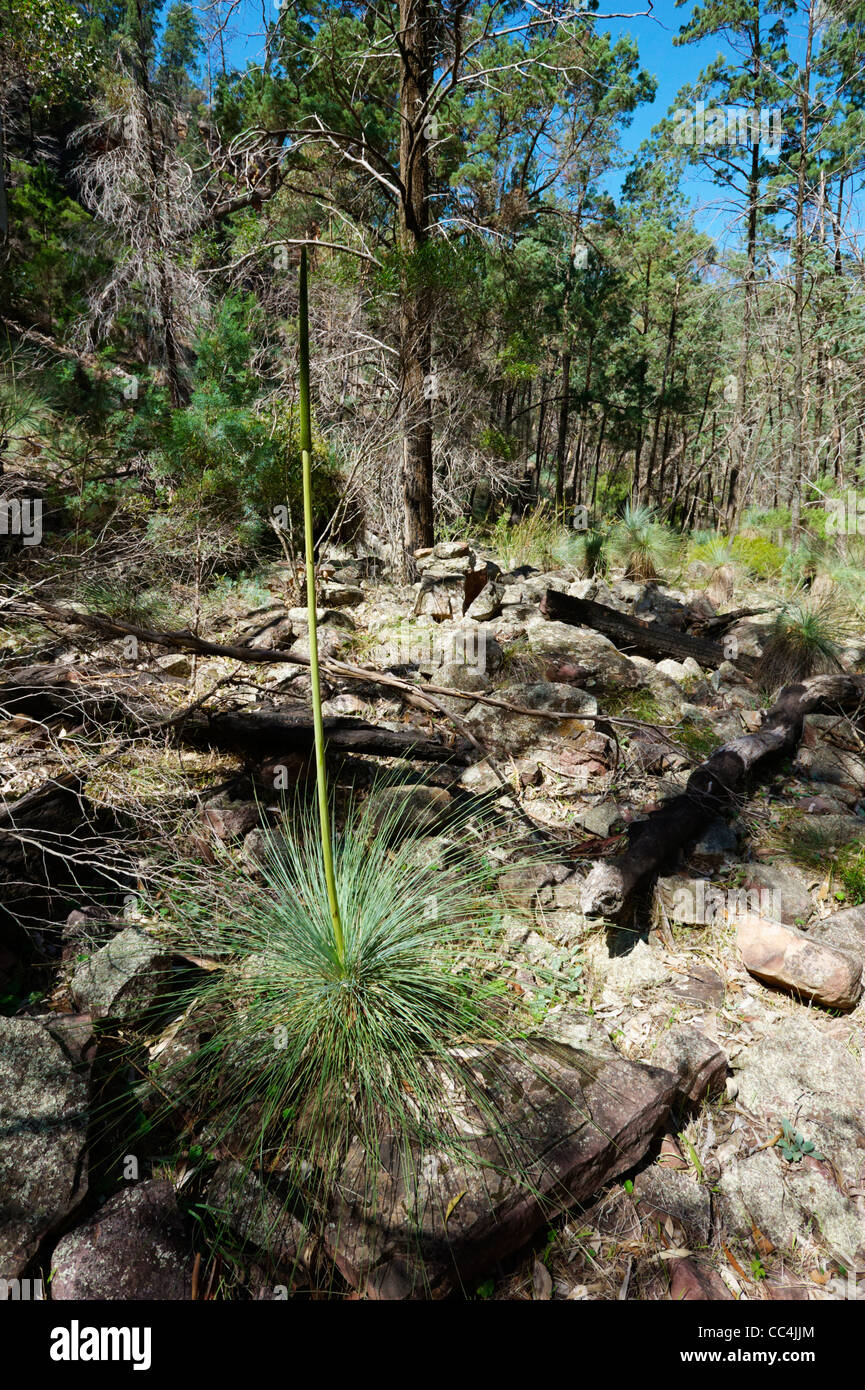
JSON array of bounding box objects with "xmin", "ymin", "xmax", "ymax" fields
[
  {"xmin": 582, "ymin": 673, "xmax": 865, "ymax": 919},
  {"xmin": 0, "ymin": 669, "xmax": 471, "ymax": 764},
  {"xmin": 540, "ymin": 589, "xmax": 758, "ymax": 675}
]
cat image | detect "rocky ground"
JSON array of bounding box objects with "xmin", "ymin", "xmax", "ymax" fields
[{"xmin": 2, "ymin": 536, "xmax": 865, "ymax": 1300}]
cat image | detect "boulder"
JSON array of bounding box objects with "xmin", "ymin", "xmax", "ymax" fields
[
  {"xmin": 0, "ymin": 1017, "xmax": 90, "ymax": 1276},
  {"xmin": 465, "ymin": 681, "xmax": 596, "ymax": 754},
  {"xmin": 737, "ymin": 915, "xmax": 862, "ymax": 1010},
  {"xmin": 51, "ymin": 1181, "xmax": 194, "ymax": 1300},
  {"xmin": 741, "ymin": 862, "xmax": 813, "ymax": 927},
  {"xmin": 71, "ymin": 928, "xmax": 173, "ymax": 1023},
  {"xmin": 526, "ymin": 622, "xmax": 640, "ymax": 691},
  {"xmin": 365, "ymin": 784, "xmax": 453, "ymax": 838},
  {"xmin": 323, "ymin": 1037, "xmax": 683, "ymax": 1299}
]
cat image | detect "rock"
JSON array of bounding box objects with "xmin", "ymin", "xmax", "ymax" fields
[
  {"xmin": 795, "ymin": 744, "xmax": 865, "ymax": 792},
  {"xmin": 575, "ymin": 800, "xmax": 621, "ymax": 838},
  {"xmin": 465, "ymin": 582, "xmax": 503, "ymax": 623},
  {"xmin": 651, "ymin": 1027, "xmax": 727, "ymax": 1104},
  {"xmin": 466, "ymin": 681, "xmax": 596, "ymax": 753},
  {"xmin": 51, "ymin": 1181, "xmax": 194, "ymax": 1300},
  {"xmin": 634, "ymin": 1167, "xmax": 712, "ymax": 1245},
  {"xmin": 156, "ymin": 653, "xmax": 191, "ymax": 678},
  {"xmin": 365, "ymin": 784, "xmax": 453, "ymax": 838},
  {"xmin": 665, "ymin": 963, "xmax": 726, "ymax": 1008},
  {"xmin": 321, "ymin": 692, "xmax": 367, "ymax": 716},
  {"xmin": 584, "ymin": 934, "xmax": 672, "ymax": 993},
  {"xmin": 286, "ymin": 606, "xmax": 356, "ymax": 629},
  {"xmin": 290, "ymin": 624, "xmax": 353, "ymax": 661},
  {"xmin": 417, "ymin": 540, "xmax": 471, "ymax": 563},
  {"xmin": 500, "ymin": 861, "xmax": 569, "ymax": 907},
  {"xmin": 0, "ymin": 1017, "xmax": 90, "ymax": 1276},
  {"xmin": 742, "ymin": 862, "xmax": 813, "ymax": 926},
  {"xmin": 241, "ymin": 827, "xmax": 290, "ymax": 872},
  {"xmin": 527, "ymin": 622, "xmax": 640, "ymax": 691},
  {"xmin": 809, "ymin": 904, "xmax": 865, "ymax": 958},
  {"xmin": 734, "ymin": 1014, "xmax": 865, "ymax": 1181},
  {"xmin": 319, "ymin": 583, "xmax": 364, "ymax": 608},
  {"xmin": 207, "ymin": 1163, "xmax": 307, "ymax": 1275},
  {"xmin": 201, "ymin": 794, "xmax": 261, "ymax": 841},
  {"xmin": 736, "ymin": 915, "xmax": 862, "ymax": 1010},
  {"xmin": 324, "ymin": 1037, "xmax": 682, "ymax": 1299},
  {"xmin": 689, "ymin": 818, "xmax": 739, "ymax": 872},
  {"xmin": 62, "ymin": 906, "xmax": 118, "ymax": 965},
  {"xmin": 656, "ymin": 658, "xmax": 689, "ymax": 684},
  {"xmin": 433, "ymin": 660, "xmax": 490, "ymax": 716},
  {"xmin": 669, "ymin": 1257, "xmax": 733, "ymax": 1301},
  {"xmin": 717, "ymin": 1149, "xmax": 865, "ymax": 1264},
  {"xmin": 71, "ymin": 928, "xmax": 173, "ymax": 1022}
]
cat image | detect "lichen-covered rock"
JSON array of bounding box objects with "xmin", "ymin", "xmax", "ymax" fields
[
  {"xmin": 0, "ymin": 1017, "xmax": 90, "ymax": 1276},
  {"xmin": 51, "ymin": 1181, "xmax": 193, "ymax": 1300},
  {"xmin": 365, "ymin": 784, "xmax": 453, "ymax": 838},
  {"xmin": 465, "ymin": 681, "xmax": 596, "ymax": 753},
  {"xmin": 526, "ymin": 622, "xmax": 640, "ymax": 691},
  {"xmin": 207, "ymin": 1163, "xmax": 307, "ymax": 1275},
  {"xmin": 71, "ymin": 928, "xmax": 173, "ymax": 1022}
]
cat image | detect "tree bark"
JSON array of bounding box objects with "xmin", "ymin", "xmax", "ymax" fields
[
  {"xmin": 540, "ymin": 589, "xmax": 758, "ymax": 674},
  {"xmin": 398, "ymin": 0, "xmax": 434, "ymax": 571}
]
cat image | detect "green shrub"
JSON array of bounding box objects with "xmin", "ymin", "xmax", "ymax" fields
[
  {"xmin": 159, "ymin": 295, "xmax": 341, "ymax": 542},
  {"xmin": 730, "ymin": 535, "xmax": 787, "ymax": 578},
  {"xmin": 609, "ymin": 503, "xmax": 679, "ymax": 581}
]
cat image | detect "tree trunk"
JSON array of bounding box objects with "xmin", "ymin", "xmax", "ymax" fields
[{"xmin": 398, "ymin": 0, "xmax": 434, "ymax": 571}]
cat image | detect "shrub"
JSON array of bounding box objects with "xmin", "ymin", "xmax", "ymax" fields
[
  {"xmin": 730, "ymin": 534, "xmax": 787, "ymax": 579},
  {"xmin": 759, "ymin": 592, "xmax": 854, "ymax": 690},
  {"xmin": 145, "ymin": 792, "xmax": 563, "ymax": 1229},
  {"xmin": 609, "ymin": 503, "xmax": 679, "ymax": 581},
  {"xmin": 159, "ymin": 295, "xmax": 341, "ymax": 542}
]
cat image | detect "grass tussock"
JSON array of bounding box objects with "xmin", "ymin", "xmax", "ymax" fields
[
  {"xmin": 759, "ymin": 592, "xmax": 855, "ymax": 691},
  {"xmin": 144, "ymin": 790, "xmax": 570, "ymax": 1237},
  {"xmin": 609, "ymin": 504, "xmax": 679, "ymax": 582}
]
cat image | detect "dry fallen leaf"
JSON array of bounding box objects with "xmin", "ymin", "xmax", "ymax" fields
[
  {"xmin": 751, "ymin": 1223, "xmax": 775, "ymax": 1257},
  {"xmin": 533, "ymin": 1259, "xmax": 553, "ymax": 1300}
]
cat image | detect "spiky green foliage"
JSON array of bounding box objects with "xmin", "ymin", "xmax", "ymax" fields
[
  {"xmin": 760, "ymin": 593, "xmax": 854, "ymax": 690},
  {"xmin": 487, "ymin": 504, "xmax": 579, "ymax": 572},
  {"xmin": 146, "ymin": 793, "xmax": 568, "ymax": 1233},
  {"xmin": 576, "ymin": 527, "xmax": 608, "ymax": 577},
  {"xmin": 609, "ymin": 503, "xmax": 679, "ymax": 581}
]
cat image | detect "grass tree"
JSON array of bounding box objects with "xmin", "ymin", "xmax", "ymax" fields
[{"xmin": 140, "ymin": 255, "xmax": 567, "ymax": 1262}]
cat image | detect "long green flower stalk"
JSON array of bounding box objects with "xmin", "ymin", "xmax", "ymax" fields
[{"xmin": 298, "ymin": 248, "xmax": 345, "ymax": 968}]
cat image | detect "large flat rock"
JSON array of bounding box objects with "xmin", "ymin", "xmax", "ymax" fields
[
  {"xmin": 324, "ymin": 1033, "xmax": 704, "ymax": 1299},
  {"xmin": 51, "ymin": 1180, "xmax": 194, "ymax": 1300}
]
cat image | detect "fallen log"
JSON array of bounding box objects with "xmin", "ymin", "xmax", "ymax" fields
[
  {"xmin": 581, "ymin": 673, "xmax": 865, "ymax": 919},
  {"xmin": 179, "ymin": 708, "xmax": 471, "ymax": 763},
  {"xmin": 0, "ymin": 669, "xmax": 471, "ymax": 764},
  {"xmin": 540, "ymin": 589, "xmax": 758, "ymax": 675}
]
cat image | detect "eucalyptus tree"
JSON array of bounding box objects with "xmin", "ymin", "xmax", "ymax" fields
[{"xmin": 257, "ymin": 0, "xmax": 655, "ymax": 568}]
